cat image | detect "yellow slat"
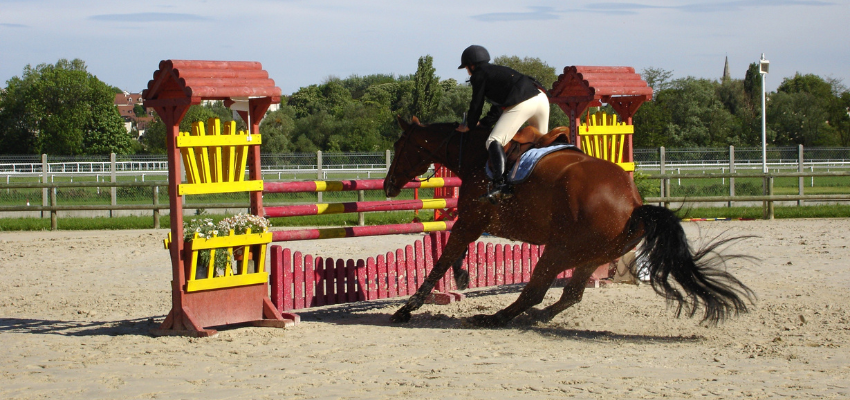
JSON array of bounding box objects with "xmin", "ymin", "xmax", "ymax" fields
[
  {"xmin": 179, "ymin": 131, "xmax": 200, "ymax": 184},
  {"xmin": 191, "ymin": 122, "xmax": 212, "ymax": 183},
  {"xmin": 186, "ymin": 272, "xmax": 269, "ymax": 292},
  {"xmin": 580, "ymin": 125, "xmax": 634, "ymax": 135},
  {"xmin": 178, "ymin": 180, "xmax": 264, "ymax": 195},
  {"xmin": 188, "ymin": 232, "xmax": 272, "ymax": 251},
  {"xmin": 209, "ymin": 118, "xmax": 223, "ymax": 183},
  {"xmin": 255, "ymin": 243, "xmax": 268, "ymax": 274},
  {"xmin": 616, "ymin": 162, "xmax": 635, "ymax": 172},
  {"xmin": 176, "ymin": 134, "xmax": 262, "ymax": 148},
  {"xmin": 223, "ymin": 121, "xmax": 237, "ymax": 182},
  {"xmin": 235, "ymin": 130, "xmax": 250, "ymax": 182}
]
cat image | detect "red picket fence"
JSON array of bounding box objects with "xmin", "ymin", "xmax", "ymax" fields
[{"xmin": 269, "ymin": 231, "xmax": 586, "ymax": 312}]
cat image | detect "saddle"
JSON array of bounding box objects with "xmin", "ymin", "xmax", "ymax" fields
[{"xmin": 503, "ymin": 126, "xmax": 571, "ymax": 167}]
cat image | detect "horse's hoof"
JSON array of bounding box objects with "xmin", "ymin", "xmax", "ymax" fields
[
  {"xmin": 454, "ymin": 271, "xmax": 469, "ymax": 291},
  {"xmin": 524, "ymin": 308, "xmax": 554, "ymax": 323},
  {"xmin": 390, "ymin": 309, "xmax": 412, "ymax": 323},
  {"xmin": 467, "ymin": 314, "xmax": 505, "ymax": 328}
]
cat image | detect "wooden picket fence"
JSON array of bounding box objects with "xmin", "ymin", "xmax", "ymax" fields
[{"xmin": 269, "ymin": 231, "xmax": 585, "ymax": 312}]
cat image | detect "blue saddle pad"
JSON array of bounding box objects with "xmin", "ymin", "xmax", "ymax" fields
[{"xmin": 487, "ymin": 144, "xmax": 579, "ymax": 184}]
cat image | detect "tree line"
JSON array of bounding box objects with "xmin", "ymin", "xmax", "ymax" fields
[{"xmin": 1, "ymin": 57, "xmax": 848, "ymax": 156}]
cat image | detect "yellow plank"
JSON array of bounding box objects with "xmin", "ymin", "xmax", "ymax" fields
[
  {"xmin": 255, "ymin": 243, "xmax": 268, "ymax": 274},
  {"xmin": 617, "ymin": 133, "xmax": 626, "ymax": 164},
  {"xmin": 188, "ymin": 232, "xmax": 272, "ymax": 251},
  {"xmin": 176, "ymin": 134, "xmax": 261, "ymax": 148},
  {"xmin": 186, "ymin": 272, "xmax": 269, "ymax": 292},
  {"xmin": 180, "ymin": 131, "xmax": 201, "ymax": 184},
  {"xmin": 236, "ymin": 130, "xmax": 250, "ymax": 182},
  {"xmin": 223, "ymin": 121, "xmax": 237, "ymax": 182},
  {"xmin": 208, "ymin": 118, "xmax": 223, "ymax": 183},
  {"xmin": 580, "ymin": 125, "xmax": 634, "ymax": 135},
  {"xmin": 178, "ymin": 180, "xmax": 264, "ymax": 195},
  {"xmin": 191, "ymin": 122, "xmax": 211, "ymax": 184},
  {"xmin": 616, "ymin": 162, "xmax": 636, "ymax": 172}
]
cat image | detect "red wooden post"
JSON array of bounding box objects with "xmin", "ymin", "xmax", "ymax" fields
[
  {"xmin": 324, "ymin": 258, "xmax": 335, "ymax": 305},
  {"xmin": 336, "ymin": 259, "xmax": 346, "ymax": 304},
  {"xmin": 396, "ymin": 248, "xmax": 407, "ymax": 296},
  {"xmin": 495, "ymin": 244, "xmax": 504, "ymax": 286},
  {"xmin": 521, "ymin": 243, "xmax": 531, "ymax": 282},
  {"xmin": 270, "ymin": 246, "xmax": 284, "ymax": 312},
  {"xmin": 377, "ymin": 254, "xmax": 388, "ymax": 300},
  {"xmin": 486, "ymin": 243, "xmax": 496, "ymax": 287},
  {"xmin": 414, "ymin": 240, "xmax": 425, "ymax": 287},
  {"xmin": 467, "ymin": 242, "xmax": 477, "ymax": 288},
  {"xmin": 504, "ymin": 244, "xmax": 514, "ymax": 284},
  {"xmin": 293, "ymin": 251, "xmax": 304, "ymax": 310},
  {"xmin": 304, "ymin": 254, "xmax": 314, "ymax": 308},
  {"xmin": 346, "ymin": 259, "xmax": 357, "ymax": 302},
  {"xmin": 405, "ymin": 245, "xmax": 415, "ymax": 295},
  {"xmin": 312, "ymin": 255, "xmax": 324, "ymax": 306},
  {"xmin": 386, "ymin": 252, "xmax": 397, "ymax": 298},
  {"xmin": 476, "ymin": 242, "xmax": 486, "ymax": 287},
  {"xmin": 365, "ymin": 258, "xmax": 376, "ymax": 301}
]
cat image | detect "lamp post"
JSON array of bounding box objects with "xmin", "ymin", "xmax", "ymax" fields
[{"xmin": 759, "ymin": 53, "xmax": 770, "ymax": 173}]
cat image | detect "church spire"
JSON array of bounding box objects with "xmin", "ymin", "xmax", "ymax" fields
[{"xmin": 722, "ymin": 55, "xmax": 731, "ymax": 82}]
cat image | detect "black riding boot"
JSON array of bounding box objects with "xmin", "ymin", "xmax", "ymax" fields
[{"xmin": 480, "ymin": 141, "xmax": 513, "ymax": 204}]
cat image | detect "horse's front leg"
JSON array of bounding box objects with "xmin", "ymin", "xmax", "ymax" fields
[{"xmin": 391, "ymin": 230, "xmax": 479, "ymax": 323}]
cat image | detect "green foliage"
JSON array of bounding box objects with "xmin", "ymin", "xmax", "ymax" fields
[
  {"xmin": 140, "ymin": 103, "xmax": 233, "ymax": 154},
  {"xmin": 633, "ymin": 170, "xmax": 660, "ymax": 200},
  {"xmin": 634, "ymin": 64, "xmax": 849, "ymax": 148},
  {"xmin": 0, "ymin": 59, "xmax": 134, "ymax": 155},
  {"xmin": 411, "ymin": 55, "xmax": 442, "ymax": 121}
]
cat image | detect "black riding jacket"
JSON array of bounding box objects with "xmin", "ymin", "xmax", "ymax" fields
[{"xmin": 466, "ymin": 63, "xmax": 542, "ymax": 128}]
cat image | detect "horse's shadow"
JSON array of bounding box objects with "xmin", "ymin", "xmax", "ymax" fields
[
  {"xmin": 295, "ymin": 286, "xmax": 703, "ymax": 345},
  {"xmin": 0, "ymin": 316, "xmax": 161, "ymax": 337}
]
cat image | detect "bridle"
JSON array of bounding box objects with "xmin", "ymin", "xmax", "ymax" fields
[{"xmin": 386, "ymin": 124, "xmax": 462, "ymax": 190}]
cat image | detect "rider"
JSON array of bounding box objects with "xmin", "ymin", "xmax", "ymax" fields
[{"xmin": 455, "ymin": 45, "xmax": 550, "ymax": 203}]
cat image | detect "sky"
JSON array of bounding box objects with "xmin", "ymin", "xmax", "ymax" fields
[{"xmin": 1, "ymin": 0, "xmax": 848, "ymax": 96}]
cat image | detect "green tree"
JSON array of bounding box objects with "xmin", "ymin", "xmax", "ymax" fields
[
  {"xmin": 0, "ymin": 59, "xmax": 133, "ymax": 155},
  {"xmin": 767, "ymin": 73, "xmax": 844, "ymax": 146},
  {"xmin": 641, "ymin": 67, "xmax": 674, "ymax": 92},
  {"xmin": 140, "ymin": 105, "xmax": 220, "ymax": 154},
  {"xmin": 411, "ymin": 55, "xmax": 442, "ymax": 121},
  {"xmin": 259, "ymin": 106, "xmax": 296, "ymax": 153}
]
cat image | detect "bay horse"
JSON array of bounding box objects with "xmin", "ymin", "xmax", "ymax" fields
[{"xmin": 384, "ymin": 116, "xmax": 754, "ymax": 327}]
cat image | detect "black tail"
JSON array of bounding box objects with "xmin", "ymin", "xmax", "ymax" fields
[{"xmin": 630, "ymin": 205, "xmax": 756, "ymax": 325}]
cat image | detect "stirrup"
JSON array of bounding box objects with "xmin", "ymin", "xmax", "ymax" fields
[{"xmin": 478, "ymin": 181, "xmax": 513, "ymax": 204}]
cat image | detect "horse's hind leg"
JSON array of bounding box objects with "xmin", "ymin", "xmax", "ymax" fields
[
  {"xmin": 468, "ymin": 248, "xmax": 565, "ymax": 327},
  {"xmin": 531, "ymin": 263, "xmax": 598, "ymax": 323}
]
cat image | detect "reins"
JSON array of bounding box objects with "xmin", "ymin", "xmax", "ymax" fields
[{"xmin": 398, "ymin": 125, "xmax": 463, "ymax": 180}]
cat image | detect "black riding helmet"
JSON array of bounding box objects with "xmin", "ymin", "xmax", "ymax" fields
[{"xmin": 458, "ymin": 45, "xmax": 490, "ymax": 69}]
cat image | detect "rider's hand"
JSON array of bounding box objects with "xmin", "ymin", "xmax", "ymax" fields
[{"xmin": 456, "ymin": 124, "xmax": 470, "ymax": 133}]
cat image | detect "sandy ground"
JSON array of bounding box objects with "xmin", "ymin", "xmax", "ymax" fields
[{"xmin": 1, "ymin": 219, "xmax": 849, "ymax": 399}]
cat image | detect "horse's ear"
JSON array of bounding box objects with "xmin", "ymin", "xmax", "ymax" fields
[
  {"xmin": 397, "ymin": 115, "xmax": 409, "ymax": 131},
  {"xmin": 411, "ymin": 116, "xmax": 423, "ymax": 126}
]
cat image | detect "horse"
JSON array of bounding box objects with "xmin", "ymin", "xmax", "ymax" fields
[{"xmin": 383, "ymin": 116, "xmax": 754, "ymax": 327}]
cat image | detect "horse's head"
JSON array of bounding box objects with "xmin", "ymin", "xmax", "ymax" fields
[{"xmin": 383, "ymin": 116, "xmax": 451, "ymax": 197}]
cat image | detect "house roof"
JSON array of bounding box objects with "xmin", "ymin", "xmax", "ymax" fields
[{"xmin": 141, "ymin": 60, "xmax": 281, "ymax": 106}]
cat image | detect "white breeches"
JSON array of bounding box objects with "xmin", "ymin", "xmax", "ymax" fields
[{"xmin": 485, "ymin": 90, "xmax": 550, "ymax": 149}]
